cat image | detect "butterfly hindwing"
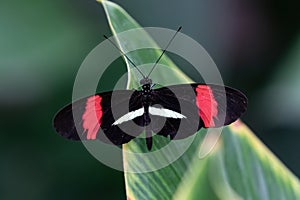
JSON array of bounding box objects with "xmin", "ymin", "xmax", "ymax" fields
[{"xmin": 149, "ymin": 85, "xmax": 201, "ymax": 139}]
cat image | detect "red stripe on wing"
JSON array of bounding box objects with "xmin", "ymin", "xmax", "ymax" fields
[
  {"xmin": 82, "ymin": 95, "xmax": 103, "ymax": 139},
  {"xmin": 195, "ymin": 85, "xmax": 218, "ymax": 127}
]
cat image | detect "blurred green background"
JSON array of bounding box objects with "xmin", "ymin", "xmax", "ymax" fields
[{"xmin": 1, "ymin": 0, "xmax": 299, "ymax": 199}]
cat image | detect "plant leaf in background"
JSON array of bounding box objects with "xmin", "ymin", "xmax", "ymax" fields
[{"xmin": 99, "ymin": 1, "xmax": 300, "ymax": 199}]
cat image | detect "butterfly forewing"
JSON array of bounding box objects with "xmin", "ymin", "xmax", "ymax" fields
[
  {"xmin": 148, "ymin": 84, "xmax": 247, "ymax": 139},
  {"xmin": 53, "ymin": 90, "xmax": 144, "ymax": 145},
  {"xmin": 202, "ymin": 84, "xmax": 247, "ymax": 127}
]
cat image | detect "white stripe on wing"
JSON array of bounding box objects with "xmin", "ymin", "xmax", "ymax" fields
[
  {"xmin": 149, "ymin": 106, "xmax": 186, "ymax": 119},
  {"xmin": 112, "ymin": 107, "xmax": 144, "ymax": 125}
]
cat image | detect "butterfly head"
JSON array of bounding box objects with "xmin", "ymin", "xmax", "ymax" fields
[
  {"xmin": 140, "ymin": 78, "xmax": 152, "ymax": 85},
  {"xmin": 140, "ymin": 78, "xmax": 152, "ymax": 95}
]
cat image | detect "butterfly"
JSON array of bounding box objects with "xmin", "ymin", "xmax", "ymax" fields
[
  {"xmin": 53, "ymin": 77, "xmax": 247, "ymax": 150},
  {"xmin": 53, "ymin": 27, "xmax": 247, "ymax": 150}
]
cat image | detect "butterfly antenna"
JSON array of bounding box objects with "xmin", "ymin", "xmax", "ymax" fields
[
  {"xmin": 103, "ymin": 35, "xmax": 146, "ymax": 79},
  {"xmin": 146, "ymin": 26, "xmax": 182, "ymax": 78}
]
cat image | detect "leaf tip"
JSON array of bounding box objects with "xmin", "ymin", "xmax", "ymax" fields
[{"xmin": 96, "ymin": 0, "xmax": 105, "ymax": 3}]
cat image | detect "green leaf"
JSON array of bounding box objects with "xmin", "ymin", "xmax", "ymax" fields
[
  {"xmin": 174, "ymin": 121, "xmax": 300, "ymax": 200},
  {"xmin": 99, "ymin": 1, "xmax": 300, "ymax": 199}
]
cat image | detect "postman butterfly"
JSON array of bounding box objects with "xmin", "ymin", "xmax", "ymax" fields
[{"xmin": 53, "ymin": 27, "xmax": 247, "ymax": 150}]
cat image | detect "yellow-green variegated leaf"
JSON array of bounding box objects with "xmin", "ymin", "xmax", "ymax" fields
[
  {"xmin": 99, "ymin": 1, "xmax": 300, "ymax": 199},
  {"xmin": 174, "ymin": 121, "xmax": 300, "ymax": 200}
]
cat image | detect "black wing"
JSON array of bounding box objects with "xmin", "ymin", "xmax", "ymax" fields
[
  {"xmin": 53, "ymin": 90, "xmax": 144, "ymax": 146},
  {"xmin": 149, "ymin": 83, "xmax": 247, "ymax": 140}
]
